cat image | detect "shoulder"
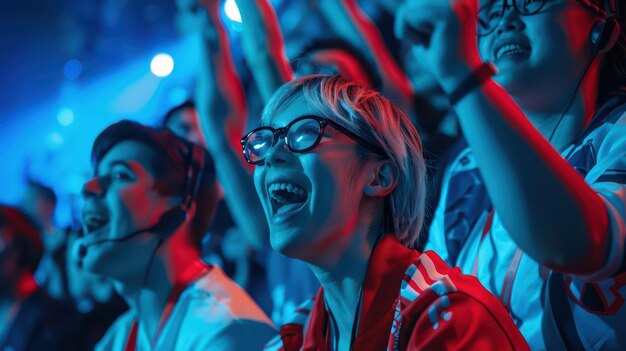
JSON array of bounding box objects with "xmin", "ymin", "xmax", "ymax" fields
[
  {"xmin": 190, "ymin": 266, "xmax": 274, "ymax": 325},
  {"xmin": 397, "ymin": 251, "xmax": 529, "ymax": 350},
  {"xmin": 190, "ymin": 319, "xmax": 277, "ymax": 350},
  {"xmin": 263, "ymin": 296, "xmax": 317, "ymax": 351},
  {"xmin": 569, "ymin": 99, "xmax": 626, "ymax": 182},
  {"xmin": 402, "ymin": 292, "xmax": 529, "ymax": 350},
  {"xmin": 94, "ymin": 310, "xmax": 135, "ymax": 351}
]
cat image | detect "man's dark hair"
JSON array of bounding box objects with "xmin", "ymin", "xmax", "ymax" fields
[
  {"xmin": 25, "ymin": 179, "xmax": 57, "ymax": 208},
  {"xmin": 91, "ymin": 120, "xmax": 218, "ymax": 250},
  {"xmin": 0, "ymin": 205, "xmax": 44, "ymax": 272},
  {"xmin": 293, "ymin": 38, "xmax": 383, "ymax": 91},
  {"xmin": 161, "ymin": 100, "xmax": 196, "ymax": 128}
]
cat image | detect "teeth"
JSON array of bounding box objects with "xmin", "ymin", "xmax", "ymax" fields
[
  {"xmin": 84, "ymin": 213, "xmax": 109, "ymax": 233},
  {"xmin": 268, "ymin": 182, "xmax": 306, "ymax": 196},
  {"xmin": 268, "ymin": 182, "xmax": 307, "ymax": 205},
  {"xmin": 496, "ymin": 43, "xmax": 527, "ymax": 59}
]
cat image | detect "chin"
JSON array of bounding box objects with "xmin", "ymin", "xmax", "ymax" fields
[
  {"xmin": 269, "ymin": 227, "xmax": 315, "ymax": 261},
  {"xmin": 83, "ymin": 246, "xmax": 132, "ymax": 282}
]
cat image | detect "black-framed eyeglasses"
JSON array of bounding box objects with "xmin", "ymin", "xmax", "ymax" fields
[
  {"xmin": 240, "ymin": 115, "xmax": 386, "ymax": 165},
  {"xmin": 478, "ymin": 0, "xmax": 556, "ymax": 36}
]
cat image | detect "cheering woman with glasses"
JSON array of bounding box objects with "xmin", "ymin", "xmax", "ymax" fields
[
  {"xmin": 397, "ymin": 0, "xmax": 626, "ymax": 349},
  {"xmin": 243, "ymin": 74, "xmax": 528, "ymax": 350}
]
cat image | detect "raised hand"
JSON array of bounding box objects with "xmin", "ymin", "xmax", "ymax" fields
[{"xmin": 395, "ymin": 0, "xmax": 483, "ymax": 92}]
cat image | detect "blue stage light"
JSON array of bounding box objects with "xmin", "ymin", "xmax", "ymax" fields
[{"xmin": 57, "ymin": 108, "xmax": 75, "ymax": 126}]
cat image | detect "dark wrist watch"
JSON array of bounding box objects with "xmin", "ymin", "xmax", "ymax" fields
[{"xmin": 448, "ymin": 62, "xmax": 498, "ymax": 105}]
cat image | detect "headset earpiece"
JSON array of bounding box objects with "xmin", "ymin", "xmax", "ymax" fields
[
  {"xmin": 151, "ymin": 205, "xmax": 188, "ymax": 240},
  {"xmin": 591, "ymin": 15, "xmax": 620, "ymax": 53},
  {"xmin": 155, "ymin": 142, "xmax": 205, "ymax": 241}
]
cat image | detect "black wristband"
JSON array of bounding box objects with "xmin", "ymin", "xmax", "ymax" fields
[{"xmin": 448, "ymin": 62, "xmax": 498, "ymax": 105}]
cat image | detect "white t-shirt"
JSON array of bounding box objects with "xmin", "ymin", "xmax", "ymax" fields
[
  {"xmin": 428, "ymin": 97, "xmax": 626, "ymax": 350},
  {"xmin": 95, "ymin": 266, "xmax": 276, "ymax": 350}
]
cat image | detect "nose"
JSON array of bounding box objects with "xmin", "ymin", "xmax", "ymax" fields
[
  {"xmin": 496, "ymin": 3, "xmax": 525, "ymax": 35},
  {"xmin": 264, "ymin": 138, "xmax": 296, "ymax": 167},
  {"xmin": 82, "ymin": 176, "xmax": 107, "ymax": 198}
]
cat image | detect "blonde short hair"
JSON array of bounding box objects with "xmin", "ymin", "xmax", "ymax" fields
[{"xmin": 262, "ymin": 75, "xmax": 426, "ymax": 247}]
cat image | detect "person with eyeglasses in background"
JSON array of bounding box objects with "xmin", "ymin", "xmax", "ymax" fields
[
  {"xmin": 396, "ymin": 0, "xmax": 626, "ymax": 349},
  {"xmin": 243, "ymin": 74, "xmax": 529, "ymax": 350}
]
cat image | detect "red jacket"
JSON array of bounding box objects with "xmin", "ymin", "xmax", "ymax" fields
[{"xmin": 264, "ymin": 235, "xmax": 529, "ymax": 350}]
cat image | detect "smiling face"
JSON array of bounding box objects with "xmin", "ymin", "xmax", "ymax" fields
[
  {"xmin": 478, "ymin": 0, "xmax": 599, "ymax": 108},
  {"xmin": 80, "ymin": 140, "xmax": 176, "ymax": 280},
  {"xmin": 253, "ymin": 94, "xmax": 374, "ymax": 262}
]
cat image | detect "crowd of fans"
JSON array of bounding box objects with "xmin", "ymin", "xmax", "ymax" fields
[{"xmin": 1, "ymin": 0, "xmax": 625, "ymax": 350}]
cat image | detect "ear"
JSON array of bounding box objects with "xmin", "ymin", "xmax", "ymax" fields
[{"xmin": 363, "ymin": 161, "xmax": 397, "ymax": 198}]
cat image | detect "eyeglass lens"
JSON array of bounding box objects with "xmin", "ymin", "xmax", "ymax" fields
[
  {"xmin": 244, "ymin": 118, "xmax": 324, "ymax": 163},
  {"xmin": 478, "ymin": 0, "xmax": 547, "ymax": 35}
]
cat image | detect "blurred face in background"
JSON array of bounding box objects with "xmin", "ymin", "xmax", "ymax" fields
[
  {"xmin": 296, "ymin": 48, "xmax": 374, "ymax": 89},
  {"xmin": 20, "ymin": 186, "xmax": 55, "ymax": 233},
  {"xmin": 165, "ymin": 107, "xmax": 206, "ymax": 146}
]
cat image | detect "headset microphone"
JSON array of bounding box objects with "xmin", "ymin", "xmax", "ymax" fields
[{"xmin": 75, "ymin": 206, "xmax": 188, "ymax": 265}]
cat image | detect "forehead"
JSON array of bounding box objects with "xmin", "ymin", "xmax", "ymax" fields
[
  {"xmin": 267, "ymin": 92, "xmax": 319, "ymax": 128},
  {"xmin": 96, "ymin": 140, "xmax": 157, "ymax": 175},
  {"xmin": 167, "ymin": 108, "xmax": 197, "ymax": 126}
]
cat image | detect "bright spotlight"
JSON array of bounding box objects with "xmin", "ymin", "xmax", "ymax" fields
[
  {"xmin": 224, "ymin": 0, "xmax": 242, "ymax": 23},
  {"xmin": 150, "ymin": 53, "xmax": 174, "ymax": 77},
  {"xmin": 57, "ymin": 108, "xmax": 75, "ymax": 126}
]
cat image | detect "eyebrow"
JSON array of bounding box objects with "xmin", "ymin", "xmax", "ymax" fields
[{"xmin": 96, "ymin": 160, "xmax": 134, "ymax": 176}]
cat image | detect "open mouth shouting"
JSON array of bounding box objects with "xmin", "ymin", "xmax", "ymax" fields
[
  {"xmin": 268, "ymin": 181, "xmax": 309, "ymax": 223},
  {"xmin": 83, "ymin": 212, "xmax": 110, "ymax": 235}
]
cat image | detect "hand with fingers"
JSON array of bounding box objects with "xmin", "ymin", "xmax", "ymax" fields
[{"xmin": 395, "ymin": 0, "xmax": 484, "ymax": 93}]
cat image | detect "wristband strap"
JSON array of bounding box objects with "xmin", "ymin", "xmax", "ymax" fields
[{"xmin": 449, "ymin": 62, "xmax": 498, "ymax": 105}]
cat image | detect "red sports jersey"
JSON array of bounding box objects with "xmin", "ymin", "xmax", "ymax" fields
[{"xmin": 263, "ymin": 235, "xmax": 529, "ymax": 350}]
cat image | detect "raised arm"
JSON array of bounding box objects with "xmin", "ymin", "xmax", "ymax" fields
[
  {"xmin": 316, "ymin": 0, "xmax": 414, "ymax": 108},
  {"xmin": 194, "ymin": 0, "xmax": 268, "ymax": 248},
  {"xmin": 236, "ymin": 0, "xmax": 293, "ymax": 104},
  {"xmin": 395, "ymin": 0, "xmax": 610, "ymax": 275}
]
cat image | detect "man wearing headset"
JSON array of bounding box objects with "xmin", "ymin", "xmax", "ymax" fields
[
  {"xmin": 79, "ymin": 120, "xmax": 275, "ymax": 350},
  {"xmin": 396, "ymin": 0, "xmax": 626, "ymax": 349}
]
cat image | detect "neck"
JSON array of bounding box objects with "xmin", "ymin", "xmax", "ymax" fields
[
  {"xmin": 308, "ymin": 203, "xmax": 382, "ymax": 348},
  {"xmin": 115, "ymin": 230, "xmax": 206, "ymax": 343},
  {"xmin": 519, "ymin": 59, "xmax": 601, "ymax": 152}
]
